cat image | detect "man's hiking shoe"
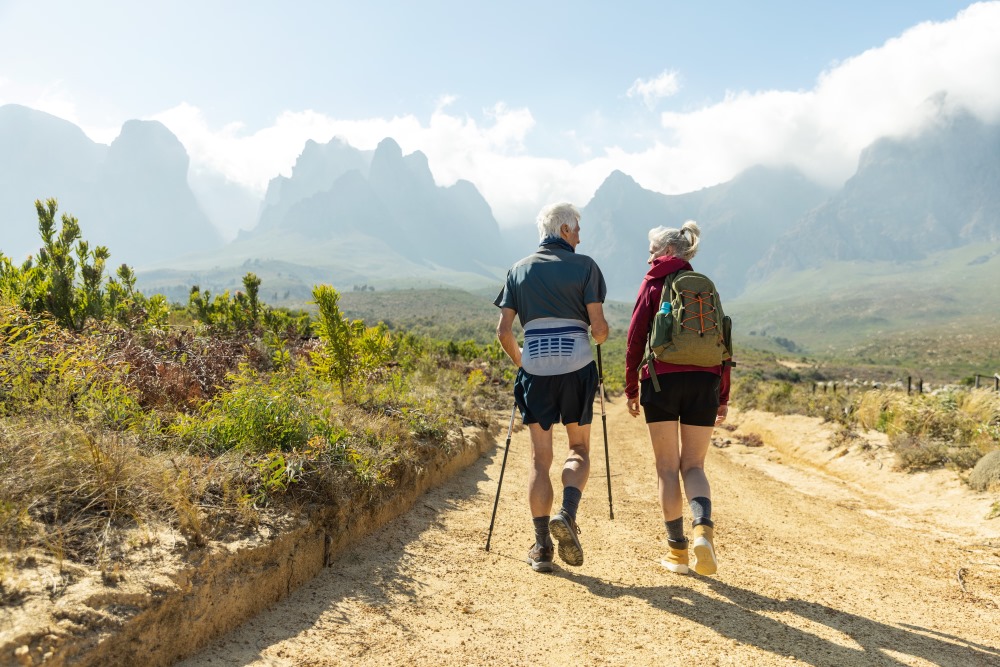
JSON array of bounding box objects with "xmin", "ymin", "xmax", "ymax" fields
[
  {"xmin": 660, "ymin": 537, "xmax": 689, "ymax": 574},
  {"xmin": 692, "ymin": 525, "xmax": 717, "ymax": 576},
  {"xmin": 527, "ymin": 543, "xmax": 554, "ymax": 572},
  {"xmin": 548, "ymin": 511, "xmax": 584, "ymax": 566}
]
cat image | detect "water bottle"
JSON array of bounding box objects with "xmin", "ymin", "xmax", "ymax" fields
[{"xmin": 652, "ymin": 300, "xmax": 673, "ymax": 347}]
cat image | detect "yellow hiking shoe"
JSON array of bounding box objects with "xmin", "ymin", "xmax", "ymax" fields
[
  {"xmin": 660, "ymin": 537, "xmax": 689, "ymax": 574},
  {"xmin": 692, "ymin": 524, "xmax": 717, "ymax": 576}
]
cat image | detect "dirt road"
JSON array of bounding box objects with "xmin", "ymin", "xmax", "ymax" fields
[{"xmin": 179, "ymin": 400, "xmax": 1000, "ymax": 666}]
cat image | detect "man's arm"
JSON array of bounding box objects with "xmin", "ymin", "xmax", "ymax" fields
[
  {"xmin": 495, "ymin": 307, "xmax": 522, "ymax": 368},
  {"xmin": 586, "ymin": 302, "xmax": 609, "ymax": 344}
]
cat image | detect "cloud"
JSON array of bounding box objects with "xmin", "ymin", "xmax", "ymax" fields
[
  {"xmin": 627, "ymin": 1, "xmax": 1000, "ymax": 193},
  {"xmin": 626, "ymin": 70, "xmax": 681, "ymax": 109}
]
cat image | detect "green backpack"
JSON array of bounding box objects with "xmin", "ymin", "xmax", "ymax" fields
[{"xmin": 643, "ymin": 270, "xmax": 733, "ymax": 391}]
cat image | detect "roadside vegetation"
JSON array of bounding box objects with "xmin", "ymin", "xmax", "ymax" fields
[
  {"xmin": 730, "ymin": 348, "xmax": 1000, "ymax": 478},
  {"xmin": 338, "ymin": 281, "xmax": 1000, "ymax": 481},
  {"xmin": 2, "ymin": 198, "xmax": 997, "ymax": 605},
  {"xmin": 0, "ymin": 199, "xmax": 511, "ymax": 591}
]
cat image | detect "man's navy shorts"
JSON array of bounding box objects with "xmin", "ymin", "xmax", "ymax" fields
[
  {"xmin": 640, "ymin": 371, "xmax": 720, "ymax": 426},
  {"xmin": 514, "ymin": 362, "xmax": 599, "ymax": 430}
]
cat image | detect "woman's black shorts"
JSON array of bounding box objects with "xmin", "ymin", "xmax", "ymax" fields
[{"xmin": 640, "ymin": 371, "xmax": 720, "ymax": 426}]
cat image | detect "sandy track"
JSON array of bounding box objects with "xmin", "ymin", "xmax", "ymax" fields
[{"xmin": 179, "ymin": 399, "xmax": 1000, "ymax": 666}]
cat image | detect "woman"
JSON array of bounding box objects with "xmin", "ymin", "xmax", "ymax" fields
[{"xmin": 624, "ymin": 220, "xmax": 730, "ymax": 575}]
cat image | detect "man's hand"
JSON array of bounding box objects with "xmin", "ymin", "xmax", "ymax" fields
[
  {"xmin": 627, "ymin": 397, "xmax": 641, "ymax": 418},
  {"xmin": 586, "ymin": 302, "xmax": 609, "ymax": 344},
  {"xmin": 715, "ymin": 404, "xmax": 729, "ymax": 426}
]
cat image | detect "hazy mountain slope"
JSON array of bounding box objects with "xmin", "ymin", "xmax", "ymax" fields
[
  {"xmin": 89, "ymin": 120, "xmax": 222, "ymax": 266},
  {"xmin": 270, "ymin": 169, "xmax": 393, "ymax": 238},
  {"xmin": 0, "ymin": 105, "xmax": 106, "ymax": 260},
  {"xmin": 728, "ymin": 242, "xmax": 1000, "ymax": 359},
  {"xmin": 755, "ymin": 112, "xmax": 1000, "ymax": 275},
  {"xmin": 256, "ymin": 137, "xmax": 373, "ymax": 232},
  {"xmin": 189, "ymin": 169, "xmax": 264, "ymax": 242},
  {"xmin": 249, "ymin": 137, "xmax": 506, "ymax": 278},
  {"xmin": 0, "ymin": 106, "xmax": 221, "ymax": 268},
  {"xmin": 580, "ymin": 167, "xmax": 832, "ymax": 301}
]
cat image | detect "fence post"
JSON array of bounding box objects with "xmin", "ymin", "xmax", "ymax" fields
[
  {"xmin": 918, "ymin": 378, "xmax": 923, "ymax": 394},
  {"xmin": 907, "ymin": 376, "xmax": 912, "ymax": 394},
  {"xmin": 975, "ymin": 374, "xmax": 981, "ymax": 389},
  {"xmin": 995, "ymin": 374, "xmax": 999, "ymax": 392}
]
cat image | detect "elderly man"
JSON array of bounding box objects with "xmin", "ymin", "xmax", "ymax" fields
[{"xmin": 494, "ymin": 202, "xmax": 609, "ymax": 572}]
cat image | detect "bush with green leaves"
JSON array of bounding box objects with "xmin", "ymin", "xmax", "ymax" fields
[
  {"xmin": 311, "ymin": 284, "xmax": 396, "ymax": 394},
  {"xmin": 0, "ymin": 305, "xmax": 99, "ymax": 416},
  {"xmin": 171, "ymin": 367, "xmax": 338, "ymax": 455},
  {"xmin": 0, "ymin": 198, "xmax": 167, "ymax": 331}
]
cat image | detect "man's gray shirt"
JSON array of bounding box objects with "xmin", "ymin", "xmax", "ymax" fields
[{"xmin": 494, "ymin": 238, "xmax": 607, "ymax": 327}]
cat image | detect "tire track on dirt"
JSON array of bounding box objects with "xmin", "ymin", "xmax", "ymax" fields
[{"xmin": 179, "ymin": 400, "xmax": 1000, "ymax": 666}]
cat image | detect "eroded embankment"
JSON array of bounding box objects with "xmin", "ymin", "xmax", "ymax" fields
[{"xmin": 1, "ymin": 422, "xmax": 498, "ymax": 667}]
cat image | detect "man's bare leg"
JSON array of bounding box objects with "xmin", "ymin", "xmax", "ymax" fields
[
  {"xmin": 527, "ymin": 424, "xmax": 554, "ymax": 517},
  {"xmin": 548, "ymin": 422, "xmax": 591, "ymax": 566}
]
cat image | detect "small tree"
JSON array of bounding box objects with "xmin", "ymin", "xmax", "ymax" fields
[
  {"xmin": 188, "ymin": 273, "xmax": 266, "ymax": 333},
  {"xmin": 0, "ymin": 199, "xmax": 171, "ymax": 332},
  {"xmin": 106, "ymin": 263, "xmax": 169, "ymax": 328},
  {"xmin": 0, "ymin": 199, "xmax": 109, "ymax": 330},
  {"xmin": 311, "ymin": 284, "xmax": 395, "ymax": 395},
  {"xmin": 312, "ymin": 285, "xmax": 356, "ymax": 394}
]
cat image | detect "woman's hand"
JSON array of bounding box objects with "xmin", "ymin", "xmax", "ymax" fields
[
  {"xmin": 627, "ymin": 397, "xmax": 641, "ymax": 418},
  {"xmin": 715, "ymin": 404, "xmax": 729, "ymax": 426}
]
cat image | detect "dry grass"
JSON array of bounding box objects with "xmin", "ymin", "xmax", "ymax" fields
[
  {"xmin": 733, "ymin": 378, "xmax": 1000, "ymax": 475},
  {"xmin": 855, "ymin": 389, "xmax": 1000, "ymax": 471},
  {"xmin": 0, "ymin": 417, "xmax": 261, "ymax": 565}
]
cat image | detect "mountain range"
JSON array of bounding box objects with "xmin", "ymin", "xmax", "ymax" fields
[
  {"xmin": 2, "ymin": 103, "xmax": 998, "ymax": 340},
  {"xmin": 0, "ymin": 104, "xmax": 221, "ymax": 266}
]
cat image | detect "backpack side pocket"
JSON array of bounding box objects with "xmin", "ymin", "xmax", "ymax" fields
[{"xmin": 650, "ymin": 309, "xmax": 674, "ymax": 351}]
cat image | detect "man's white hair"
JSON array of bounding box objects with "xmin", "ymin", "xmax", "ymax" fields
[{"xmin": 536, "ymin": 202, "xmax": 580, "ymax": 240}]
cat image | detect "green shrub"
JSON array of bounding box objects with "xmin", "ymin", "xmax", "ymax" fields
[
  {"xmin": 1, "ymin": 223, "xmax": 516, "ymax": 575},
  {"xmin": 312, "ymin": 284, "xmax": 397, "ymax": 395},
  {"xmin": 0, "ymin": 199, "xmax": 172, "ymax": 332},
  {"xmin": 0, "ymin": 306, "xmax": 99, "ymax": 416},
  {"xmin": 172, "ymin": 368, "xmax": 329, "ymax": 455}
]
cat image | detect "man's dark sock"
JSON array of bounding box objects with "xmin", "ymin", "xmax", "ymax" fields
[
  {"xmin": 533, "ymin": 516, "xmax": 552, "ymax": 547},
  {"xmin": 690, "ymin": 496, "xmax": 714, "ymax": 527},
  {"xmin": 561, "ymin": 486, "xmax": 583, "ymax": 521},
  {"xmin": 665, "ymin": 517, "xmax": 686, "ymax": 542}
]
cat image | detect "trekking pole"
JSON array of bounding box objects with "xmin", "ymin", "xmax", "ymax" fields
[
  {"xmin": 485, "ymin": 401, "xmax": 518, "ymax": 552},
  {"xmin": 597, "ymin": 345, "xmax": 614, "ymax": 520}
]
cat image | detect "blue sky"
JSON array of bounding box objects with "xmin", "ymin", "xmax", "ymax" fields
[{"xmin": 1, "ymin": 1, "xmax": 998, "ymax": 235}]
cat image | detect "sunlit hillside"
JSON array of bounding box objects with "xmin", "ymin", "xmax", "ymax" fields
[{"xmin": 727, "ymin": 242, "xmax": 1000, "ymax": 379}]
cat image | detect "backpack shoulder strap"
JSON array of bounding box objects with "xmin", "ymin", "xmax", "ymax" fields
[{"xmin": 662, "ymin": 270, "xmax": 685, "ymax": 302}]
